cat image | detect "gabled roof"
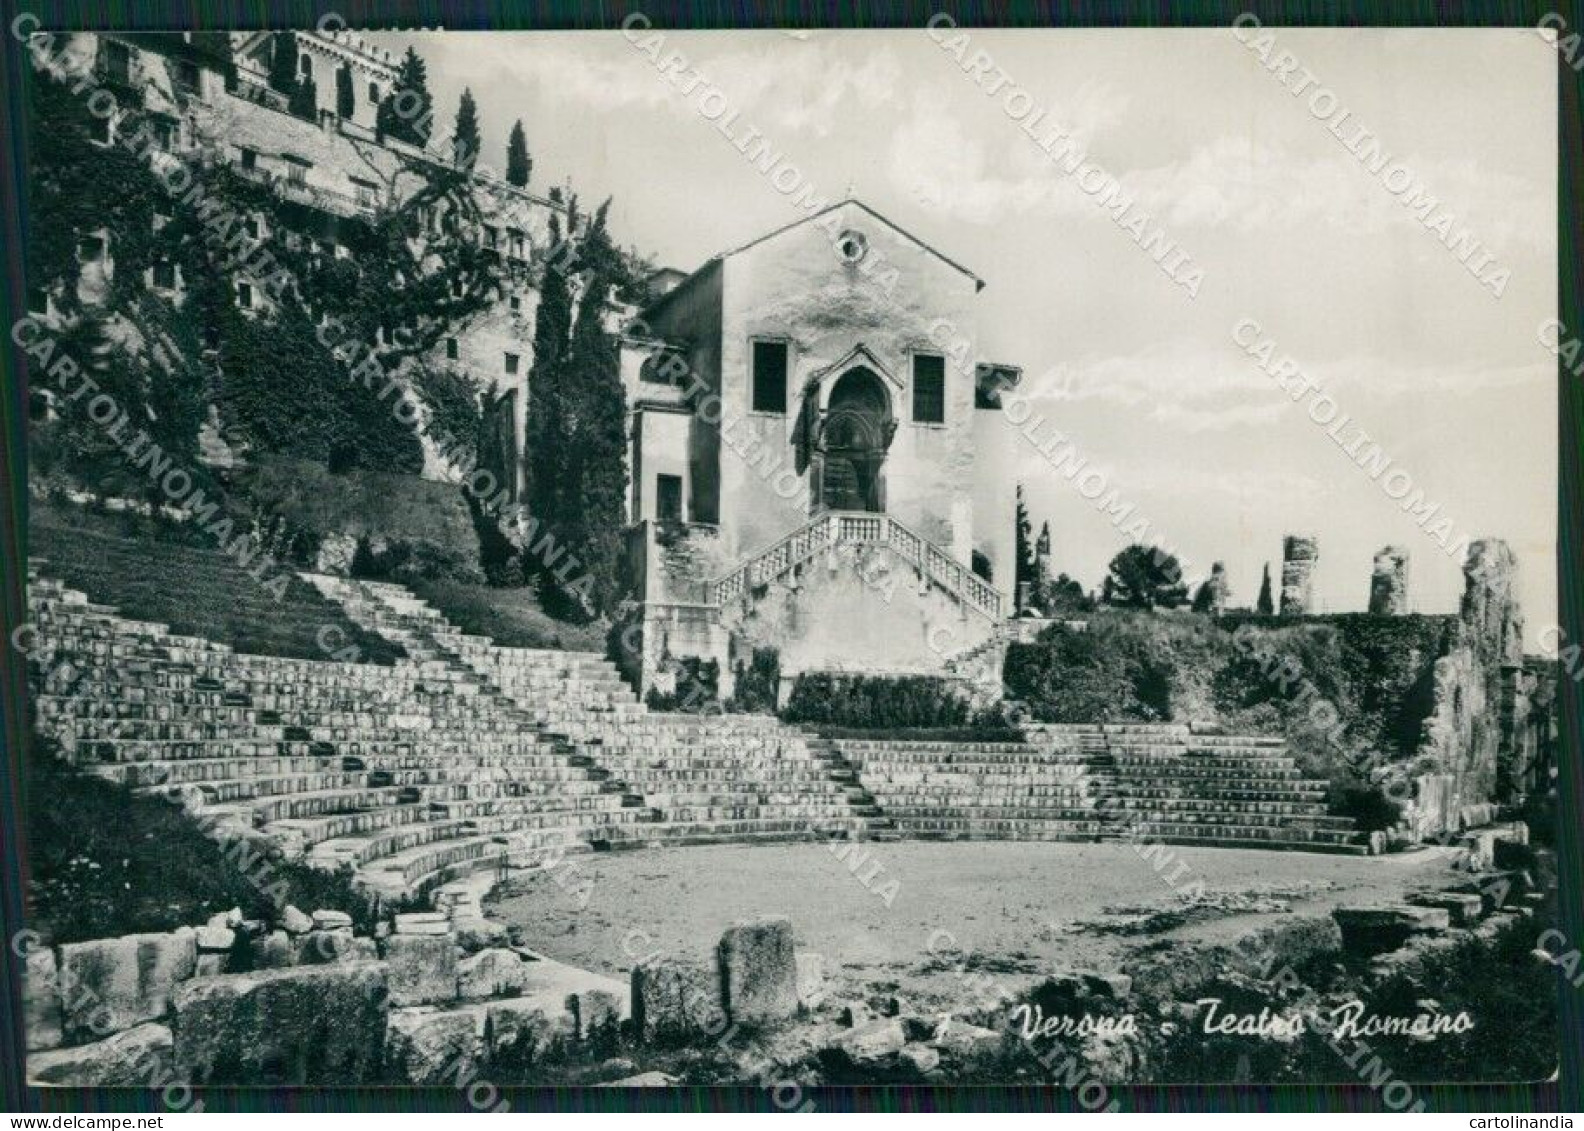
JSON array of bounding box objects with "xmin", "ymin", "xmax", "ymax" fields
[
  {"xmin": 640, "ymin": 198, "xmax": 983, "ymax": 323},
  {"xmin": 719, "ymin": 199, "xmax": 984, "ymax": 289}
]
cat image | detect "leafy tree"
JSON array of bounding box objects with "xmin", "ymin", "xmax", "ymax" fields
[
  {"xmin": 1101, "ymin": 544, "xmax": 1189, "ymax": 610},
  {"xmin": 288, "ymin": 73, "xmax": 318, "ymax": 120},
  {"xmin": 267, "ymin": 31, "xmax": 298, "ymax": 95},
  {"xmin": 1256, "ymin": 562, "xmax": 1275, "ymax": 615},
  {"xmin": 1045, "ymin": 573, "xmax": 1093, "ymax": 615},
  {"xmin": 506, "ymin": 119, "xmax": 531, "ymax": 187},
  {"xmin": 335, "ymin": 64, "xmax": 355, "ymax": 119},
  {"xmin": 452, "ymin": 88, "xmax": 481, "ymax": 170},
  {"xmin": 378, "ymin": 46, "xmax": 432, "ymax": 146}
]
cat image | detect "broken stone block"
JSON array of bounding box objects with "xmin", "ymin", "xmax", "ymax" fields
[
  {"xmin": 385, "ymin": 1008, "xmax": 481, "ymax": 1085},
  {"xmin": 457, "ymin": 948, "xmax": 532, "ymax": 1000},
  {"xmin": 171, "ymin": 962, "xmax": 388, "ymax": 1084},
  {"xmin": 826, "ymin": 1017, "xmax": 907, "ymax": 1066},
  {"xmin": 295, "ymin": 930, "xmax": 370, "ymax": 966},
  {"xmin": 631, "ymin": 956, "xmax": 726, "ymax": 1043},
  {"xmin": 384, "ymin": 932, "xmax": 459, "ymax": 1007},
  {"xmin": 483, "ymin": 996, "xmax": 575, "ymax": 1060},
  {"xmin": 59, "ymin": 928, "xmax": 197, "ymax": 1043},
  {"xmin": 395, "ymin": 912, "xmax": 452, "ymax": 937},
  {"xmin": 929, "ymin": 1020, "xmax": 1003, "ymax": 1058},
  {"xmin": 250, "ymin": 931, "xmax": 294, "ymax": 970},
  {"xmin": 1333, "ymin": 906, "xmax": 1450, "ymax": 958},
  {"xmin": 717, "ymin": 917, "xmax": 798, "ymax": 1024},
  {"xmin": 24, "ymin": 947, "xmax": 63, "ymax": 1052},
  {"xmin": 795, "ymin": 951, "xmax": 825, "ymax": 1012},
  {"xmin": 195, "ymin": 953, "xmax": 228, "ymax": 978},
  {"xmin": 28, "ymin": 1022, "xmax": 172, "ymax": 1086},
  {"xmin": 196, "ymin": 925, "xmax": 236, "ymax": 952},
  {"xmin": 899, "ymin": 1043, "xmax": 942, "ymax": 1075},
  {"xmin": 280, "ymin": 905, "xmax": 312, "ymax": 935},
  {"xmin": 312, "ymin": 909, "xmax": 353, "ymax": 932},
  {"xmin": 1407, "ymin": 891, "xmax": 1485, "ymax": 927}
]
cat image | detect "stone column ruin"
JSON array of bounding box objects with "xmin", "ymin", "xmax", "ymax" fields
[
  {"xmin": 1368, "ymin": 545, "xmax": 1410, "ymax": 615},
  {"xmin": 1279, "ymin": 535, "xmax": 1318, "ymax": 616}
]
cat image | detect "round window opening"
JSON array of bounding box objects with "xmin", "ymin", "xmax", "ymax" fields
[{"xmin": 836, "ymin": 229, "xmax": 868, "ymax": 264}]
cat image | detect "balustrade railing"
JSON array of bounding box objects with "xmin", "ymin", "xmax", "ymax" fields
[{"xmin": 710, "ymin": 511, "xmax": 1002, "ymax": 619}]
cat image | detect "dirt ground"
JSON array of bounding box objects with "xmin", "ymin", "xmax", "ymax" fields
[{"xmin": 488, "ymin": 839, "xmax": 1464, "ymax": 1015}]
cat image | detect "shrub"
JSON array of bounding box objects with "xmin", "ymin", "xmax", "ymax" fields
[
  {"xmin": 727, "ymin": 647, "xmax": 781, "ymax": 713},
  {"xmin": 781, "ymin": 673, "xmax": 982, "ymax": 730},
  {"xmin": 1003, "ymin": 618, "xmax": 1174, "ymax": 723},
  {"xmin": 645, "ymin": 657, "xmax": 720, "ymax": 712}
]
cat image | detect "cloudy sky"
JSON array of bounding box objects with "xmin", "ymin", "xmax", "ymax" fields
[{"xmin": 383, "ymin": 27, "xmax": 1557, "ymax": 647}]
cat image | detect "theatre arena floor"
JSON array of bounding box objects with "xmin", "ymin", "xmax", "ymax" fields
[{"xmin": 488, "ymin": 839, "xmax": 1461, "ymax": 1011}]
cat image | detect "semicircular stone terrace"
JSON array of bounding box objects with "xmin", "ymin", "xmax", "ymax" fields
[{"xmin": 25, "ymin": 542, "xmax": 1368, "ymax": 906}]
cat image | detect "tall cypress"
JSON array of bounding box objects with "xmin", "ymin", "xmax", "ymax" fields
[
  {"xmin": 1256, "ymin": 562, "xmax": 1275, "ymax": 615},
  {"xmin": 267, "ymin": 32, "xmax": 298, "ymax": 95},
  {"xmin": 506, "ymin": 120, "xmax": 531, "ymax": 188},
  {"xmin": 453, "ymin": 88, "xmax": 480, "ymax": 170},
  {"xmin": 379, "ymin": 47, "xmax": 432, "ymax": 145},
  {"xmin": 563, "ymin": 200, "xmax": 628, "ymax": 612},
  {"xmin": 1014, "ymin": 484, "xmax": 1033, "ymax": 607},
  {"xmin": 335, "ymin": 64, "xmax": 355, "ymax": 119},
  {"xmin": 525, "ymin": 215, "xmax": 573, "ymax": 535}
]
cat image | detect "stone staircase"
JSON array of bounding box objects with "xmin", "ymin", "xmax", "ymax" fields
[
  {"xmin": 836, "ymin": 724, "xmax": 1371, "ymax": 854},
  {"xmin": 711, "ymin": 510, "xmax": 1002, "ymax": 622},
  {"xmin": 308, "ymin": 575, "xmax": 879, "ymax": 846}
]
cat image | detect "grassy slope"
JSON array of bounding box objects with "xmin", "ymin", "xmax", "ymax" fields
[{"xmin": 24, "ymin": 739, "xmax": 388, "ymax": 944}]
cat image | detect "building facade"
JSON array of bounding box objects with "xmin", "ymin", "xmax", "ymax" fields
[{"xmin": 620, "ymin": 201, "xmax": 1021, "ymax": 696}]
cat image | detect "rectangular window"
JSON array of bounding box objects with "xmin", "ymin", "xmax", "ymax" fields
[
  {"xmin": 244, "ymin": 216, "xmax": 259, "ymax": 240},
  {"xmin": 239, "ymin": 146, "xmax": 257, "ymax": 171},
  {"xmin": 657, "ymin": 475, "xmax": 684, "ymax": 524},
  {"xmin": 152, "ymin": 261, "xmax": 176, "ymax": 289},
  {"xmin": 351, "ymin": 179, "xmax": 377, "ymax": 209},
  {"xmin": 446, "ymin": 338, "xmax": 459, "ymax": 361},
  {"xmin": 751, "ymin": 340, "xmax": 787, "ymax": 414},
  {"xmin": 508, "ymin": 295, "xmax": 521, "ymax": 313},
  {"xmin": 284, "ymin": 158, "xmax": 309, "ymax": 186},
  {"xmin": 504, "ymin": 352, "xmax": 520, "ymax": 375},
  {"xmin": 912, "ymin": 353, "xmax": 946, "ymax": 424},
  {"xmin": 173, "ymin": 60, "xmax": 199, "ymax": 92},
  {"xmin": 77, "ymin": 235, "xmax": 104, "ymax": 263},
  {"xmin": 236, "ymin": 282, "xmax": 253, "ymax": 309}
]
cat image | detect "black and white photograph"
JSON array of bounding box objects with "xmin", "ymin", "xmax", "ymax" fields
[{"xmin": 0, "ymin": 8, "xmax": 1577, "ymax": 1116}]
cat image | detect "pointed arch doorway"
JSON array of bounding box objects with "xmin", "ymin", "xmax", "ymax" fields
[{"xmin": 818, "ymin": 366, "xmax": 893, "ymax": 513}]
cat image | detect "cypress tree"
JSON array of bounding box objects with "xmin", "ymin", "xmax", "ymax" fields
[
  {"xmin": 452, "ymin": 88, "xmax": 481, "ymax": 170},
  {"xmin": 525, "ymin": 215, "xmax": 574, "ymax": 534},
  {"xmin": 288, "ymin": 73, "xmax": 318, "ymax": 120},
  {"xmin": 506, "ymin": 120, "xmax": 531, "ymax": 188},
  {"xmin": 1256, "ymin": 562, "xmax": 1274, "ymax": 615},
  {"xmin": 562, "ymin": 200, "xmax": 628, "ymax": 612},
  {"xmin": 267, "ymin": 32, "xmax": 298, "ymax": 95},
  {"xmin": 335, "ymin": 64, "xmax": 355, "ymax": 119},
  {"xmin": 379, "ymin": 47, "xmax": 432, "ymax": 146},
  {"xmin": 1014, "ymin": 485, "xmax": 1033, "ymax": 607}
]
